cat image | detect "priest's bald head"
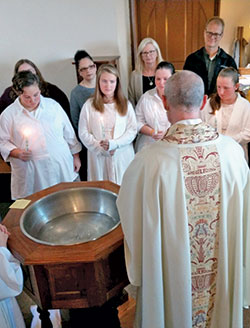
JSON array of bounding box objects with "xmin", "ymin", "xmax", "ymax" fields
[{"xmin": 163, "ymin": 70, "xmax": 207, "ymax": 124}]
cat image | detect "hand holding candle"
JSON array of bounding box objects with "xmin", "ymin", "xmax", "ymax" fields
[
  {"xmin": 100, "ymin": 116, "xmax": 106, "ymax": 139},
  {"xmin": 214, "ymin": 110, "xmax": 218, "ymax": 132},
  {"xmin": 154, "ymin": 113, "xmax": 158, "ymax": 135},
  {"xmin": 23, "ymin": 127, "xmax": 32, "ymax": 151}
]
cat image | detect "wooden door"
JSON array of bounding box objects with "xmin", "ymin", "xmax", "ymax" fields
[{"xmin": 129, "ymin": 0, "xmax": 220, "ymax": 69}]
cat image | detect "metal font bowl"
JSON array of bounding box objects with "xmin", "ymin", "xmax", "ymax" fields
[{"xmin": 20, "ymin": 187, "xmax": 120, "ymax": 246}]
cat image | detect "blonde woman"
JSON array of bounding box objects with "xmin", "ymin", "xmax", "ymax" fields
[
  {"xmin": 128, "ymin": 37, "xmax": 163, "ymax": 107},
  {"xmin": 78, "ymin": 64, "xmax": 137, "ymax": 185}
]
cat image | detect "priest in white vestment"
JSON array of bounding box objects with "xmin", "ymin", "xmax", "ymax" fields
[
  {"xmin": 0, "ymin": 224, "xmax": 25, "ymax": 328},
  {"xmin": 117, "ymin": 71, "xmax": 250, "ymax": 328}
]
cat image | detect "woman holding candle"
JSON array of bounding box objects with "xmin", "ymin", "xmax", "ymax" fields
[
  {"xmin": 201, "ymin": 67, "xmax": 250, "ymax": 161},
  {"xmin": 128, "ymin": 37, "xmax": 163, "ymax": 107},
  {"xmin": 78, "ymin": 64, "xmax": 137, "ymax": 185},
  {"xmin": 0, "ymin": 71, "xmax": 82, "ymax": 200},
  {"xmin": 135, "ymin": 61, "xmax": 175, "ymax": 152}
]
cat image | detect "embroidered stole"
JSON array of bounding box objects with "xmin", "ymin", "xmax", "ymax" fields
[{"xmin": 164, "ymin": 123, "xmax": 221, "ymax": 327}]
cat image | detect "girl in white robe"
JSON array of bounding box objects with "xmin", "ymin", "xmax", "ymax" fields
[
  {"xmin": 78, "ymin": 64, "xmax": 137, "ymax": 185},
  {"xmin": 135, "ymin": 61, "xmax": 174, "ymax": 152},
  {"xmin": 201, "ymin": 67, "xmax": 250, "ymax": 161},
  {"xmin": 0, "ymin": 224, "xmax": 25, "ymax": 328},
  {"xmin": 0, "ymin": 71, "xmax": 82, "ymax": 200}
]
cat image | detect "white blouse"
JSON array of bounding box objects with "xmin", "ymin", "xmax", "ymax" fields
[{"xmin": 135, "ymin": 87, "xmax": 170, "ymax": 152}]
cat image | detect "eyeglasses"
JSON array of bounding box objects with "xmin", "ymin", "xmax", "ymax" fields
[
  {"xmin": 205, "ymin": 30, "xmax": 222, "ymax": 38},
  {"xmin": 79, "ymin": 64, "xmax": 96, "ymax": 73},
  {"xmin": 141, "ymin": 50, "xmax": 156, "ymax": 56}
]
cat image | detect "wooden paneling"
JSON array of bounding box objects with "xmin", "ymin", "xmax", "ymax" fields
[
  {"xmin": 137, "ymin": 1, "xmax": 167, "ymax": 59},
  {"xmin": 130, "ymin": 0, "xmax": 220, "ymax": 69}
]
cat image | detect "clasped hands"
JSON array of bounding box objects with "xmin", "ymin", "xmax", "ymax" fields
[{"xmin": 100, "ymin": 140, "xmax": 116, "ymax": 156}]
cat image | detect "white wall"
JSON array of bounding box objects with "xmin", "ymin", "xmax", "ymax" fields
[
  {"xmin": 1, "ymin": 0, "xmax": 249, "ymax": 101},
  {"xmin": 0, "ymin": 0, "xmax": 131, "ymax": 98},
  {"xmin": 220, "ymin": 0, "xmax": 250, "ymax": 66}
]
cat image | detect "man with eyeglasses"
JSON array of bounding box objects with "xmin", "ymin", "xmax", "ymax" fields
[{"xmin": 183, "ymin": 16, "xmax": 237, "ymax": 96}]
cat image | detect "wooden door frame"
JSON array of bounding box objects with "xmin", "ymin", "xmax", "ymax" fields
[{"xmin": 129, "ymin": 0, "xmax": 221, "ymax": 70}]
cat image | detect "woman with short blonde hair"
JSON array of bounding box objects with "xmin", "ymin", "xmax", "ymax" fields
[{"xmin": 128, "ymin": 37, "xmax": 163, "ymax": 107}]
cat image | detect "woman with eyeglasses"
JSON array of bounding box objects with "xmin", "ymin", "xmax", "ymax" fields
[
  {"xmin": 135, "ymin": 61, "xmax": 175, "ymax": 152},
  {"xmin": 201, "ymin": 67, "xmax": 250, "ymax": 161},
  {"xmin": 70, "ymin": 50, "xmax": 97, "ymax": 131},
  {"xmin": 70, "ymin": 50, "xmax": 97, "ymax": 180},
  {"xmin": 78, "ymin": 64, "xmax": 137, "ymax": 185},
  {"xmin": 128, "ymin": 37, "xmax": 163, "ymax": 107}
]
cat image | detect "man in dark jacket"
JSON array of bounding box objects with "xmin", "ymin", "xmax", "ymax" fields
[{"xmin": 183, "ymin": 17, "xmax": 237, "ymax": 96}]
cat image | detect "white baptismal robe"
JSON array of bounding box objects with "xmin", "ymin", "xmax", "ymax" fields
[
  {"xmin": 117, "ymin": 121, "xmax": 250, "ymax": 328},
  {"xmin": 0, "ymin": 247, "xmax": 25, "ymax": 328},
  {"xmin": 201, "ymin": 93, "xmax": 250, "ymax": 160},
  {"xmin": 78, "ymin": 99, "xmax": 137, "ymax": 185},
  {"xmin": 0, "ymin": 96, "xmax": 82, "ymax": 199},
  {"xmin": 135, "ymin": 87, "xmax": 170, "ymax": 152}
]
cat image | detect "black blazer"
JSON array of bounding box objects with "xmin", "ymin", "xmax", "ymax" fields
[{"xmin": 183, "ymin": 47, "xmax": 237, "ymax": 96}]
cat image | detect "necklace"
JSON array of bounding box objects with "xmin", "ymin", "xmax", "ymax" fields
[{"xmin": 147, "ymin": 76, "xmax": 154, "ymax": 86}]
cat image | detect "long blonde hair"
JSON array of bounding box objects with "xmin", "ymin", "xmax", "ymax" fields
[
  {"xmin": 135, "ymin": 38, "xmax": 163, "ymax": 73},
  {"xmin": 92, "ymin": 64, "xmax": 128, "ymax": 116}
]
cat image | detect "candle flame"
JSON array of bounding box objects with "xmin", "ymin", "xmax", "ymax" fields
[{"xmin": 23, "ymin": 128, "xmax": 32, "ymax": 138}]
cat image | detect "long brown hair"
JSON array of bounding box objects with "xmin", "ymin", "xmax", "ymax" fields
[
  {"xmin": 92, "ymin": 64, "xmax": 128, "ymax": 116},
  {"xmin": 209, "ymin": 67, "xmax": 244, "ymax": 114},
  {"xmin": 10, "ymin": 59, "xmax": 49, "ymax": 100}
]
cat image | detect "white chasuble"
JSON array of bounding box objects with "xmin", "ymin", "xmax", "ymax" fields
[{"xmin": 117, "ymin": 122, "xmax": 250, "ymax": 328}]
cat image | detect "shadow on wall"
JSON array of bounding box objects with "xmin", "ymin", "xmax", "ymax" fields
[
  {"xmin": 84, "ymin": 41, "xmax": 119, "ymax": 58},
  {"xmin": 39, "ymin": 40, "xmax": 120, "ymax": 99},
  {"xmin": 40, "ymin": 58, "xmax": 77, "ymax": 99}
]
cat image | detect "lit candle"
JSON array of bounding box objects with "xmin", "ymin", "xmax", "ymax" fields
[
  {"xmin": 154, "ymin": 115, "xmax": 158, "ymax": 135},
  {"xmin": 23, "ymin": 128, "xmax": 32, "ymax": 151},
  {"xmin": 100, "ymin": 116, "xmax": 105, "ymax": 139},
  {"xmin": 214, "ymin": 110, "xmax": 218, "ymax": 132}
]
